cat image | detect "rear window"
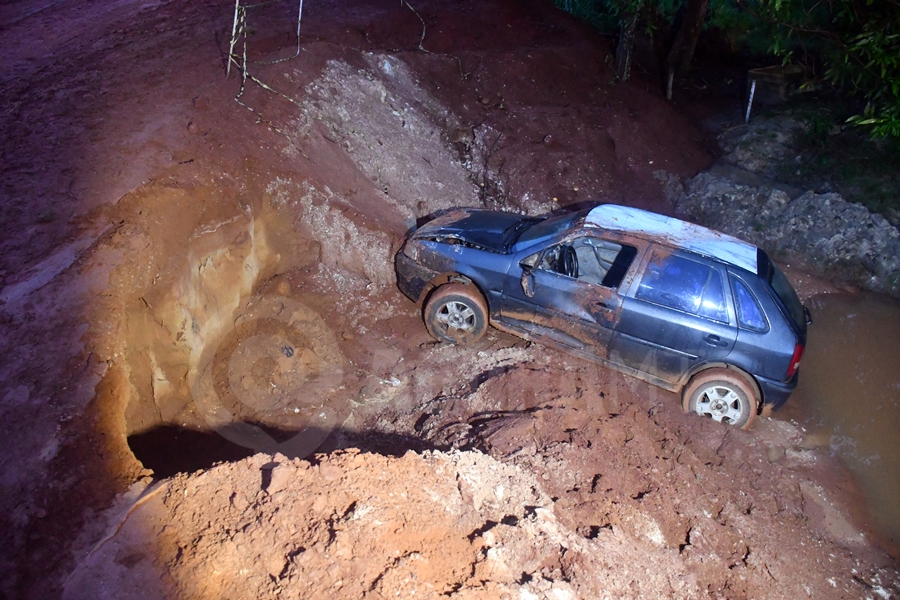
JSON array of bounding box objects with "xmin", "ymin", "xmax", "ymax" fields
[
  {"xmin": 636, "ymin": 252, "xmax": 728, "ymax": 322},
  {"xmin": 767, "ymin": 262, "xmax": 806, "ymax": 331}
]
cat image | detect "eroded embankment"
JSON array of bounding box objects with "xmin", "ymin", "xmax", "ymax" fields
[
  {"xmin": 1, "ymin": 45, "xmax": 486, "ymax": 595},
  {"xmin": 113, "ymin": 185, "xmax": 343, "ymax": 449}
]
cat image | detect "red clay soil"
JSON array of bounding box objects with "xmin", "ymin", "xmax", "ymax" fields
[{"xmin": 1, "ymin": 0, "xmax": 897, "ymax": 598}]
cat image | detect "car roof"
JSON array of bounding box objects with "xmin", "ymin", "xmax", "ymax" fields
[{"xmin": 584, "ymin": 204, "xmax": 759, "ymax": 274}]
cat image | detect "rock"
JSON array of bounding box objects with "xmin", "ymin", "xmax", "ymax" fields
[
  {"xmin": 718, "ymin": 114, "xmax": 805, "ymax": 178},
  {"xmin": 670, "ymin": 170, "xmax": 900, "ymax": 298},
  {"xmin": 266, "ymin": 463, "xmax": 294, "ymax": 494}
]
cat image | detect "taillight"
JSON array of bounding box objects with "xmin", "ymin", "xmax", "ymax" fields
[{"xmin": 786, "ymin": 343, "xmax": 804, "ymax": 379}]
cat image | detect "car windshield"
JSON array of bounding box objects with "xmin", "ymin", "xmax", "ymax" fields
[
  {"xmin": 767, "ymin": 260, "xmax": 806, "ymax": 332},
  {"xmin": 515, "ymin": 210, "xmax": 585, "ymax": 246}
]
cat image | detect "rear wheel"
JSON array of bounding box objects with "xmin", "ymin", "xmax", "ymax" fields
[
  {"xmin": 424, "ymin": 283, "xmax": 488, "ymax": 344},
  {"xmin": 682, "ymin": 368, "xmax": 758, "ymax": 429}
]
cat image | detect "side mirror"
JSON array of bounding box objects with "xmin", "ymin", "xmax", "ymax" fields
[{"xmin": 521, "ymin": 267, "xmax": 535, "ymax": 298}]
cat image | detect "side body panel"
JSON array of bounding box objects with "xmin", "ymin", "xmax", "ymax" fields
[
  {"xmin": 609, "ymin": 297, "xmax": 737, "ymax": 384},
  {"xmin": 524, "ymin": 269, "xmax": 619, "ymax": 353},
  {"xmin": 415, "ymin": 241, "xmax": 516, "ymax": 313},
  {"xmin": 727, "ymin": 268, "xmax": 801, "ymax": 403}
]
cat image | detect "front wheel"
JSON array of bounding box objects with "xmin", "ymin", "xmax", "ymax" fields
[
  {"xmin": 682, "ymin": 368, "xmax": 758, "ymax": 429},
  {"xmin": 424, "ymin": 283, "xmax": 488, "ymax": 344}
]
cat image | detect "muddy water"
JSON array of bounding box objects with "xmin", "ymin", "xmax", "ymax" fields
[{"xmin": 779, "ymin": 292, "xmax": 900, "ymax": 552}]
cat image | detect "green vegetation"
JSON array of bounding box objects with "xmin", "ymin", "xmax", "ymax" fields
[
  {"xmin": 777, "ymin": 103, "xmax": 900, "ymax": 217},
  {"xmin": 746, "ymin": 0, "xmax": 900, "ymax": 138},
  {"xmin": 552, "ymin": 0, "xmax": 900, "ymax": 138}
]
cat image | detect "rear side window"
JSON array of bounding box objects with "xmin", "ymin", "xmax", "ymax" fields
[
  {"xmin": 731, "ymin": 277, "xmax": 768, "ymax": 331},
  {"xmin": 636, "ymin": 252, "xmax": 728, "ymax": 322}
]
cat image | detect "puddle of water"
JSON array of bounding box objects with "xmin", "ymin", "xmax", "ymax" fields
[{"xmin": 778, "ymin": 292, "xmax": 900, "ymax": 552}]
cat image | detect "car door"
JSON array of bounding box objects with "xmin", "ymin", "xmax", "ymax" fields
[
  {"xmin": 505, "ymin": 234, "xmax": 640, "ymax": 358},
  {"xmin": 609, "ymin": 247, "xmax": 737, "ymax": 383}
]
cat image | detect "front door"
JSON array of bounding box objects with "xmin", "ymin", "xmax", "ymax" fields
[{"xmin": 517, "ymin": 236, "xmax": 639, "ymax": 358}]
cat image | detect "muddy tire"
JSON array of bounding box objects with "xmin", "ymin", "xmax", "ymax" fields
[
  {"xmin": 682, "ymin": 368, "xmax": 758, "ymax": 429},
  {"xmin": 424, "ymin": 283, "xmax": 488, "ymax": 344}
]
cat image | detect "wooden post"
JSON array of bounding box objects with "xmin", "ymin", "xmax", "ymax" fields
[
  {"xmin": 227, "ymin": 0, "xmax": 241, "ymax": 78},
  {"xmin": 745, "ymin": 79, "xmax": 757, "ymax": 124},
  {"xmin": 616, "ymin": 13, "xmax": 639, "ymax": 82}
]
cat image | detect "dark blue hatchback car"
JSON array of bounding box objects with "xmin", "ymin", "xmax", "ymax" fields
[{"xmin": 395, "ymin": 204, "xmax": 810, "ymax": 428}]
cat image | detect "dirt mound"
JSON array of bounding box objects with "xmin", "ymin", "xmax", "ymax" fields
[
  {"xmin": 62, "ymin": 446, "xmax": 711, "ymax": 600},
  {"xmin": 66, "ymin": 327, "xmax": 900, "ymax": 600},
  {"xmin": 65, "ymin": 450, "xmax": 581, "ymax": 599},
  {"xmin": 63, "ymin": 433, "xmax": 900, "ymax": 600}
]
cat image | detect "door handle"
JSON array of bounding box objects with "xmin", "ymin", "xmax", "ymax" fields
[{"xmin": 704, "ymin": 334, "xmax": 728, "ymax": 347}]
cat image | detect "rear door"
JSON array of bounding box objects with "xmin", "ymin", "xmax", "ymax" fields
[{"xmin": 609, "ymin": 247, "xmax": 737, "ymax": 383}]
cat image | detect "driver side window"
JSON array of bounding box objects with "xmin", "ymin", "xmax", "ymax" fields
[{"xmin": 535, "ymin": 237, "xmax": 637, "ymax": 289}]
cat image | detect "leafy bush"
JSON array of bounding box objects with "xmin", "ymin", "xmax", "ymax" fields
[
  {"xmin": 551, "ymin": 0, "xmax": 900, "ymax": 137},
  {"xmin": 835, "ymin": 22, "xmax": 900, "ymax": 137}
]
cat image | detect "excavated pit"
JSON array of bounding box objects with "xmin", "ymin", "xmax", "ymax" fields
[{"xmin": 112, "ymin": 182, "xmax": 381, "ymax": 475}]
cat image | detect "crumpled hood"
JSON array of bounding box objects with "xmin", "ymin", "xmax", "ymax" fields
[{"xmin": 413, "ymin": 209, "xmax": 533, "ymax": 253}]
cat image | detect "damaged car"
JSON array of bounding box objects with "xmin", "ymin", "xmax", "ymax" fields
[{"xmin": 395, "ymin": 203, "xmax": 811, "ymax": 428}]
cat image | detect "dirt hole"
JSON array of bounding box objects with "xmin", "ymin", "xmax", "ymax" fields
[{"xmin": 113, "ymin": 184, "xmax": 377, "ymax": 476}]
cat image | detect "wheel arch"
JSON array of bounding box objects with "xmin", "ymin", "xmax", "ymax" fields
[
  {"xmin": 420, "ymin": 273, "xmax": 491, "ymax": 313},
  {"xmin": 679, "ymin": 362, "xmax": 763, "ymax": 412}
]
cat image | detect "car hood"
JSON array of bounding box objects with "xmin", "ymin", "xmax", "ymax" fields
[{"xmin": 413, "ymin": 209, "xmax": 535, "ymax": 253}]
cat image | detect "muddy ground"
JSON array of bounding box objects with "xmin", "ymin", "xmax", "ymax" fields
[{"xmin": 1, "ymin": 0, "xmax": 898, "ymax": 598}]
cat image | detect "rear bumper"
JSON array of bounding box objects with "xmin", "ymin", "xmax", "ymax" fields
[
  {"xmin": 757, "ymin": 371, "xmax": 799, "ymax": 410},
  {"xmin": 395, "ymin": 251, "xmax": 439, "ymax": 304}
]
